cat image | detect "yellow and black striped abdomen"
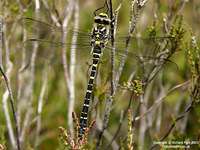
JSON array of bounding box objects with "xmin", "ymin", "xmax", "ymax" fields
[
  {"xmin": 79, "ymin": 13, "xmax": 111, "ymax": 138},
  {"xmin": 79, "ymin": 46, "xmax": 102, "ymax": 138}
]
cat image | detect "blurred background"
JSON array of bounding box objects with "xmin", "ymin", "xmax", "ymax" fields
[{"xmin": 0, "ymin": 0, "xmax": 200, "ymax": 149}]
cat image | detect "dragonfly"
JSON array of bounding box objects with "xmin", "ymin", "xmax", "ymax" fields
[{"xmin": 19, "ymin": 12, "xmax": 177, "ymax": 139}]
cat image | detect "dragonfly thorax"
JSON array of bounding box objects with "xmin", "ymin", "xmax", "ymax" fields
[{"xmin": 90, "ymin": 13, "xmax": 111, "ymax": 53}]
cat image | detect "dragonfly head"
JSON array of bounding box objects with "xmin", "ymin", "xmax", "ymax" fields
[{"xmin": 94, "ymin": 13, "xmax": 111, "ymax": 25}]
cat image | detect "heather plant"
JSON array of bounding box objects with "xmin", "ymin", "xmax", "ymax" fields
[
  {"xmin": 186, "ymin": 28, "xmax": 200, "ymax": 100},
  {"xmin": 59, "ymin": 112, "xmax": 96, "ymax": 149},
  {"xmin": 0, "ymin": 0, "xmax": 199, "ymax": 149}
]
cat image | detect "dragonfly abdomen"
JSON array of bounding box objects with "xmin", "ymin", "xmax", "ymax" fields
[
  {"xmin": 78, "ymin": 46, "xmax": 102, "ymax": 138},
  {"xmin": 78, "ymin": 13, "xmax": 111, "ymax": 138}
]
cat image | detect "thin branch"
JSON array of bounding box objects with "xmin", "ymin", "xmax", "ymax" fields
[
  {"xmin": 111, "ymin": 68, "xmax": 137, "ymax": 110},
  {"xmin": 1, "ymin": 5, "xmax": 17, "ymax": 149},
  {"xmin": 96, "ymin": 0, "xmax": 115, "ymax": 148},
  {"xmin": 96, "ymin": 1, "xmax": 143, "ymax": 149},
  {"xmin": 148, "ymin": 99, "xmax": 200, "ymax": 150},
  {"xmin": 109, "ymin": 0, "xmax": 115, "ymax": 99},
  {"xmin": 138, "ymin": 94, "xmax": 146, "ymax": 148},
  {"xmin": 105, "ymin": 110, "xmax": 124, "ymax": 150},
  {"xmin": 20, "ymin": 0, "xmax": 40, "ymax": 142},
  {"xmin": 34, "ymin": 63, "xmax": 49, "ymax": 147},
  {"xmin": 0, "ymin": 66, "xmax": 21, "ymax": 150},
  {"xmin": 167, "ymin": 0, "xmax": 171, "ymax": 27},
  {"xmin": 155, "ymin": 73, "xmax": 164, "ymax": 135},
  {"xmin": 62, "ymin": 0, "xmax": 74, "ymax": 136},
  {"xmin": 68, "ymin": 0, "xmax": 79, "ymax": 138},
  {"xmin": 178, "ymin": 0, "xmax": 188, "ymax": 15},
  {"xmin": 62, "ymin": 0, "xmax": 73, "ymax": 90},
  {"xmin": 174, "ymin": 87, "xmax": 186, "ymax": 115},
  {"xmin": 135, "ymin": 80, "xmax": 190, "ymax": 121},
  {"xmin": 119, "ymin": 80, "xmax": 189, "ymax": 149},
  {"xmin": 180, "ymin": 96, "xmax": 190, "ymax": 135},
  {"xmin": 113, "ymin": 0, "xmax": 122, "ymax": 36},
  {"xmin": 41, "ymin": 0, "xmax": 61, "ymax": 27},
  {"xmin": 153, "ymin": 0, "xmax": 157, "ymax": 20},
  {"xmin": 115, "ymin": 0, "xmax": 141, "ymax": 87},
  {"xmin": 16, "ymin": 0, "xmax": 28, "ymax": 134},
  {"xmin": 103, "ymin": 129, "xmax": 119, "ymax": 150},
  {"xmin": 117, "ymin": 1, "xmax": 144, "ymax": 146}
]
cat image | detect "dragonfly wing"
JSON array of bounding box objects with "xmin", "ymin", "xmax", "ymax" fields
[
  {"xmin": 114, "ymin": 36, "xmax": 174, "ymax": 56},
  {"xmin": 105, "ymin": 37, "xmax": 177, "ymax": 83},
  {"xmin": 23, "ymin": 39, "xmax": 93, "ymax": 66},
  {"xmin": 19, "ymin": 18, "xmax": 62, "ymax": 40},
  {"xmin": 19, "ymin": 18, "xmax": 92, "ymax": 42},
  {"xmin": 19, "ymin": 18, "xmax": 94, "ymax": 66},
  {"xmin": 127, "ymin": 37, "xmax": 178, "ymax": 72}
]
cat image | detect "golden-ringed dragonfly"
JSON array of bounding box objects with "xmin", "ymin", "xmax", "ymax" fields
[{"xmin": 19, "ymin": 6, "xmax": 178, "ymax": 139}]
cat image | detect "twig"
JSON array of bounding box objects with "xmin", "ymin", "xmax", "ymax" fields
[
  {"xmin": 96, "ymin": 1, "xmax": 144, "ymax": 149},
  {"xmin": 16, "ymin": 0, "xmax": 28, "ymax": 134},
  {"xmin": 138, "ymin": 94, "xmax": 146, "ymax": 148},
  {"xmin": 62, "ymin": 0, "xmax": 74, "ymax": 136},
  {"xmin": 109, "ymin": 0, "xmax": 115, "ymax": 98},
  {"xmin": 155, "ymin": 97, "xmax": 162, "ymax": 135},
  {"xmin": 148, "ymin": 99, "xmax": 200, "ymax": 150},
  {"xmin": 103, "ymin": 129, "xmax": 119, "ymax": 150},
  {"xmin": 1, "ymin": 6, "xmax": 18, "ymax": 149},
  {"xmin": 41, "ymin": 0, "xmax": 61, "ymax": 27},
  {"xmin": 117, "ymin": 1, "xmax": 144, "ymax": 147},
  {"xmin": 96, "ymin": 0, "xmax": 115, "ymax": 149},
  {"xmin": 118, "ymin": 92, "xmax": 141, "ymax": 150},
  {"xmin": 153, "ymin": 0, "xmax": 157, "ymax": 20},
  {"xmin": 155, "ymin": 73, "xmax": 164, "ymax": 135},
  {"xmin": 180, "ymin": 96, "xmax": 190, "ymax": 135},
  {"xmin": 20, "ymin": 0, "xmax": 40, "ymax": 142},
  {"xmin": 68, "ymin": 0, "xmax": 79, "ymax": 138},
  {"xmin": 34, "ymin": 63, "xmax": 49, "ymax": 147},
  {"xmin": 119, "ymin": 80, "xmax": 189, "ymax": 149},
  {"xmin": 114, "ymin": 0, "xmax": 122, "ymax": 37},
  {"xmin": 167, "ymin": 0, "xmax": 171, "ymax": 27},
  {"xmin": 115, "ymin": 0, "xmax": 141, "ymax": 87},
  {"xmin": 174, "ymin": 87, "xmax": 186, "ymax": 115},
  {"xmin": 0, "ymin": 66, "xmax": 21, "ymax": 150},
  {"xmin": 178, "ymin": 0, "xmax": 188, "ymax": 15},
  {"xmin": 105, "ymin": 110, "xmax": 124, "ymax": 150},
  {"xmin": 111, "ymin": 68, "xmax": 137, "ymax": 110},
  {"xmin": 135, "ymin": 80, "xmax": 190, "ymax": 121}
]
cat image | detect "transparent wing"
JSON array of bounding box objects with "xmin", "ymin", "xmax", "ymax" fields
[
  {"xmin": 19, "ymin": 17, "xmax": 92, "ymax": 43},
  {"xmin": 102, "ymin": 36, "xmax": 178, "ymax": 84},
  {"xmin": 23, "ymin": 36, "xmax": 177, "ymax": 72},
  {"xmin": 19, "ymin": 18, "xmax": 178, "ymax": 79},
  {"xmin": 105, "ymin": 36, "xmax": 177, "ymax": 70},
  {"xmin": 19, "ymin": 18, "xmax": 93, "ymax": 65},
  {"xmin": 114, "ymin": 36, "xmax": 174, "ymax": 57},
  {"xmin": 19, "ymin": 17, "xmax": 61, "ymax": 39},
  {"xmin": 23, "ymin": 39, "xmax": 93, "ymax": 66}
]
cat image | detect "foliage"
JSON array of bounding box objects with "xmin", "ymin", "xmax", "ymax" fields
[
  {"xmin": 127, "ymin": 109, "xmax": 134, "ymax": 149},
  {"xmin": 186, "ymin": 28, "xmax": 200, "ymax": 100},
  {"xmin": 0, "ymin": 0, "xmax": 199, "ymax": 149},
  {"xmin": 59, "ymin": 112, "xmax": 95, "ymax": 149},
  {"xmin": 0, "ymin": 126, "xmax": 6, "ymax": 150},
  {"xmin": 154, "ymin": 114, "xmax": 200, "ymax": 150},
  {"xmin": 120, "ymin": 109, "xmax": 135, "ymax": 150},
  {"xmin": 123, "ymin": 78, "xmax": 143, "ymax": 96}
]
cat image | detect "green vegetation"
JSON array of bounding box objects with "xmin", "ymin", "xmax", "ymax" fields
[{"xmin": 0, "ymin": 0, "xmax": 199, "ymax": 149}]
